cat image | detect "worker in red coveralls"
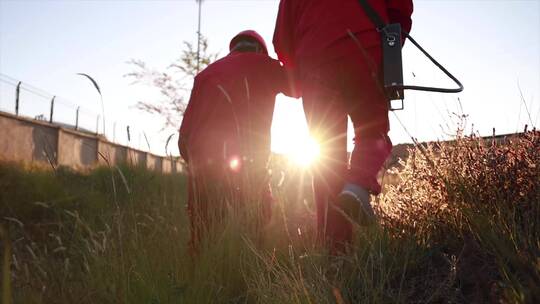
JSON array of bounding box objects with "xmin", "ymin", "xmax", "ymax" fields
[
  {"xmin": 179, "ymin": 30, "xmax": 298, "ymax": 253},
  {"xmin": 273, "ymin": 0, "xmax": 413, "ymax": 251}
]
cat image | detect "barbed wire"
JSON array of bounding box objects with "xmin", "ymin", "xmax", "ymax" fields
[
  {"xmin": 0, "ymin": 74, "xmax": 98, "ymax": 113},
  {"xmin": 0, "ymin": 73, "xmax": 180, "ymax": 156}
]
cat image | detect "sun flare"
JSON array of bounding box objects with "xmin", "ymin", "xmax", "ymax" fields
[
  {"xmin": 288, "ymin": 137, "xmax": 320, "ymax": 168},
  {"xmin": 271, "ymin": 96, "xmax": 323, "ymax": 168}
]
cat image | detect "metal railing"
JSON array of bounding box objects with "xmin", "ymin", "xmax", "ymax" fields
[{"xmin": 0, "ymin": 73, "xmax": 179, "ymax": 157}]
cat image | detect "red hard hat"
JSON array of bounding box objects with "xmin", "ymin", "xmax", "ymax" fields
[{"xmin": 229, "ymin": 30, "xmax": 268, "ymax": 55}]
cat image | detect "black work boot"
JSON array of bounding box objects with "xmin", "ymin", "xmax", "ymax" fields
[{"xmin": 338, "ymin": 183, "xmax": 375, "ymax": 226}]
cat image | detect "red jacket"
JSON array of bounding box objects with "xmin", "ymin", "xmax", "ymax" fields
[
  {"xmin": 179, "ymin": 35, "xmax": 298, "ymax": 170},
  {"xmin": 273, "ymin": 0, "xmax": 413, "ymax": 73}
]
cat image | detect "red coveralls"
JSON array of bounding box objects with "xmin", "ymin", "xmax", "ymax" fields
[
  {"xmin": 273, "ymin": 0, "xmax": 413, "ymax": 248},
  {"xmin": 179, "ymin": 31, "xmax": 297, "ymax": 251}
]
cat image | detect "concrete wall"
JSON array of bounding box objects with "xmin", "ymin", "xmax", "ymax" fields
[
  {"xmin": 146, "ymin": 154, "xmax": 162, "ymax": 172},
  {"xmin": 0, "ymin": 113, "xmax": 58, "ymax": 165},
  {"xmin": 0, "ymin": 111, "xmax": 183, "ymax": 173},
  {"xmin": 127, "ymin": 149, "xmax": 147, "ymax": 167},
  {"xmin": 57, "ymin": 129, "xmax": 98, "ymax": 169},
  {"xmin": 162, "ymin": 158, "xmax": 172, "ymax": 173},
  {"xmin": 98, "ymin": 141, "xmax": 127, "ymax": 166}
]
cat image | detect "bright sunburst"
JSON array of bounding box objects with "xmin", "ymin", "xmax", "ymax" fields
[
  {"xmin": 271, "ymin": 95, "xmax": 323, "ymax": 168},
  {"xmin": 288, "ymin": 137, "xmax": 320, "ymax": 167}
]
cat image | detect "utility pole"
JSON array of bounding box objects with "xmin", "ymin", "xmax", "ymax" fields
[{"xmin": 196, "ymin": 0, "xmax": 203, "ymax": 73}]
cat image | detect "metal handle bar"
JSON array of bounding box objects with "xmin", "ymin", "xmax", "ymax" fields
[{"xmin": 390, "ymin": 31, "xmax": 464, "ymax": 94}]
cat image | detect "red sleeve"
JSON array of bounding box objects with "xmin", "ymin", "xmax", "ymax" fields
[
  {"xmin": 178, "ymin": 78, "xmax": 200, "ymax": 162},
  {"xmin": 273, "ymin": 0, "xmax": 302, "ymax": 97},
  {"xmin": 386, "ymin": 0, "xmax": 414, "ymax": 34},
  {"xmin": 270, "ymin": 60, "xmax": 301, "ymax": 99},
  {"xmin": 273, "ymin": 0, "xmax": 296, "ymax": 70}
]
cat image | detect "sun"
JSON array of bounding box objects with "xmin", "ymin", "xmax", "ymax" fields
[
  {"xmin": 270, "ymin": 95, "xmax": 322, "ymax": 168},
  {"xmin": 288, "ymin": 137, "xmax": 320, "ymax": 168}
]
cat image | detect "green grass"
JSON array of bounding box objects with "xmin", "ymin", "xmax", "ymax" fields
[{"xmin": 1, "ymin": 130, "xmax": 539, "ymax": 303}]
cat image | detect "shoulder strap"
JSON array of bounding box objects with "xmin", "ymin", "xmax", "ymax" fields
[
  {"xmin": 356, "ymin": 0, "xmax": 387, "ymax": 30},
  {"xmin": 356, "ymin": 1, "xmax": 464, "ymax": 96}
]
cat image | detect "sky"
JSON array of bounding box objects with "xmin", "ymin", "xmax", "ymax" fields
[{"xmin": 1, "ymin": 0, "xmax": 539, "ymax": 156}]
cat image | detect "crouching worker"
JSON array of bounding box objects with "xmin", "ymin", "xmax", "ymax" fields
[{"xmin": 179, "ymin": 30, "xmax": 298, "ymax": 254}]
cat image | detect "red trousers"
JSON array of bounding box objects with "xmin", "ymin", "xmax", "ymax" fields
[{"xmin": 301, "ymin": 46, "xmax": 393, "ymax": 248}]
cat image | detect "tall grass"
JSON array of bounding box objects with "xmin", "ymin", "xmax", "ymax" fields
[
  {"xmin": 379, "ymin": 130, "xmax": 540, "ymax": 302},
  {"xmin": 1, "ymin": 164, "xmax": 189, "ymax": 303},
  {"xmin": 1, "ymin": 130, "xmax": 539, "ymax": 303}
]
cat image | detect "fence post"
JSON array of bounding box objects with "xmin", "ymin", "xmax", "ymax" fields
[
  {"xmin": 96, "ymin": 115, "xmax": 100, "ymax": 135},
  {"xmin": 126, "ymin": 126, "xmax": 132, "ymax": 164},
  {"xmin": 75, "ymin": 106, "xmax": 80, "ymax": 130},
  {"xmin": 15, "ymin": 81, "xmax": 21, "ymax": 115},
  {"xmin": 49, "ymin": 96, "xmax": 55, "ymax": 123}
]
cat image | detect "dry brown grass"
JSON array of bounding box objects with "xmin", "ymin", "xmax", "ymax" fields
[{"xmin": 379, "ymin": 130, "xmax": 540, "ymax": 302}]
